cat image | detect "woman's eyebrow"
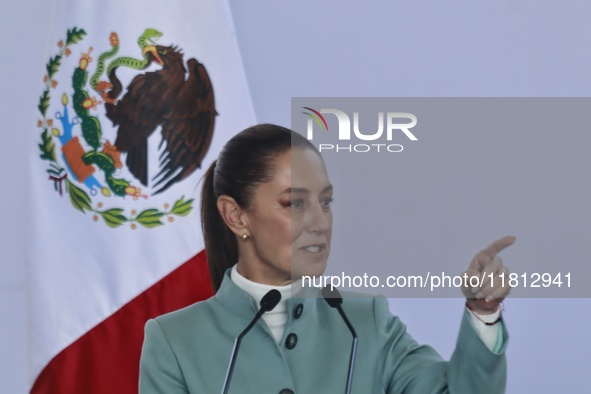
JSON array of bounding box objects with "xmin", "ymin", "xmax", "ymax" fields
[{"xmin": 283, "ymin": 185, "xmax": 333, "ymax": 194}]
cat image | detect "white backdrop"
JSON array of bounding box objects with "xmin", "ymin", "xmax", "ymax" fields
[{"xmin": 1, "ymin": 0, "xmax": 590, "ymax": 393}]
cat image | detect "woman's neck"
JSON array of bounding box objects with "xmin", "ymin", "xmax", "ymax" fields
[
  {"xmin": 234, "ymin": 260, "xmax": 292, "ymax": 287},
  {"xmin": 231, "ymin": 265, "xmax": 292, "ymax": 311}
]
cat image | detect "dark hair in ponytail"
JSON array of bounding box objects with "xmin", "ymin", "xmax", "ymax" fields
[{"xmin": 201, "ymin": 124, "xmax": 316, "ymax": 291}]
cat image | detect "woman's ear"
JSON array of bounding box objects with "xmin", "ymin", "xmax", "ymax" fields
[{"xmin": 217, "ymin": 195, "xmax": 249, "ymax": 237}]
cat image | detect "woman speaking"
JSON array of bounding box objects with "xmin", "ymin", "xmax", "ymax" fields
[{"xmin": 139, "ymin": 124, "xmax": 513, "ymax": 393}]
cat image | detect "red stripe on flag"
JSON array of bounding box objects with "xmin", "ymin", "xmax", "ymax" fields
[{"xmin": 31, "ymin": 251, "xmax": 214, "ymax": 394}]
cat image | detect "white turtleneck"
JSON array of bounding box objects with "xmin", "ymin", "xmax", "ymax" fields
[
  {"xmin": 231, "ymin": 265, "xmax": 292, "ymax": 344},
  {"xmin": 230, "ymin": 265, "xmax": 500, "ymax": 351}
]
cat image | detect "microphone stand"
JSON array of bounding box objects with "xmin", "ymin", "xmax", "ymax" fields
[
  {"xmin": 221, "ymin": 289, "xmax": 281, "ymax": 394},
  {"xmin": 322, "ymin": 287, "xmax": 358, "ymax": 394}
]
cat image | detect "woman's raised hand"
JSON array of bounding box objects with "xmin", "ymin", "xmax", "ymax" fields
[{"xmin": 461, "ymin": 236, "xmax": 516, "ymax": 314}]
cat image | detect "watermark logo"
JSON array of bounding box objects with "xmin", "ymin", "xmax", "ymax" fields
[
  {"xmin": 302, "ymin": 107, "xmax": 329, "ymax": 131},
  {"xmin": 302, "ymin": 107, "xmax": 418, "ymax": 153}
]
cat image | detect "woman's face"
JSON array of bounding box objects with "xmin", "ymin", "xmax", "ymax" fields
[{"xmin": 240, "ymin": 148, "xmax": 333, "ymax": 285}]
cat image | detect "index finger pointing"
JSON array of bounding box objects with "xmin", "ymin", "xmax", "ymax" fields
[{"xmin": 480, "ymin": 236, "xmax": 516, "ymax": 258}]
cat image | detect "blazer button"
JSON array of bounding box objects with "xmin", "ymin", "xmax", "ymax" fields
[
  {"xmin": 285, "ymin": 333, "xmax": 298, "ymax": 349},
  {"xmin": 279, "ymin": 389, "xmax": 294, "ymax": 394},
  {"xmin": 293, "ymin": 303, "xmax": 303, "ymax": 319}
]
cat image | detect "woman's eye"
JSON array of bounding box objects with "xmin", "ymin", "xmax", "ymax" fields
[
  {"xmin": 289, "ymin": 199, "xmax": 304, "ymax": 208},
  {"xmin": 320, "ymin": 197, "xmax": 334, "ymax": 209}
]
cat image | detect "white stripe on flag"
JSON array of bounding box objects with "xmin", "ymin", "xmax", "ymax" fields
[{"xmin": 28, "ymin": 0, "xmax": 256, "ymax": 385}]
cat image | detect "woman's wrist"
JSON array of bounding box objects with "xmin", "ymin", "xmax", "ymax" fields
[{"xmin": 465, "ymin": 297, "xmax": 501, "ymax": 315}]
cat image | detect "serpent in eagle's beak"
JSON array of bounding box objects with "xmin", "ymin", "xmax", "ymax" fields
[{"xmin": 142, "ymin": 45, "xmax": 163, "ymax": 65}]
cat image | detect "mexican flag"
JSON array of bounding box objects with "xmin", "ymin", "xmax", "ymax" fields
[{"xmin": 28, "ymin": 0, "xmax": 255, "ymax": 392}]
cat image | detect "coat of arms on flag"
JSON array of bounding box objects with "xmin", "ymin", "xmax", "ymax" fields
[{"xmin": 37, "ymin": 27, "xmax": 217, "ymax": 229}]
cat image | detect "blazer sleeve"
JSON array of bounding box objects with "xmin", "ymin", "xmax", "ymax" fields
[
  {"xmin": 375, "ymin": 297, "xmax": 508, "ymax": 394},
  {"xmin": 139, "ymin": 319, "xmax": 189, "ymax": 394}
]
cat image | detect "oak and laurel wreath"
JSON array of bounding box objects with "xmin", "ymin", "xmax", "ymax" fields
[{"xmin": 37, "ymin": 27, "xmax": 194, "ymax": 229}]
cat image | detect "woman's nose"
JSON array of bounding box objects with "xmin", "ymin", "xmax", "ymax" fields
[{"xmin": 306, "ymin": 203, "xmax": 330, "ymax": 234}]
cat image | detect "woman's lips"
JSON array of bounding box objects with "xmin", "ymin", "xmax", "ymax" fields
[{"xmin": 300, "ymin": 243, "xmax": 326, "ymax": 253}]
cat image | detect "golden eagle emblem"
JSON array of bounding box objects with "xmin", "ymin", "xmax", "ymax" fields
[
  {"xmin": 36, "ymin": 27, "xmax": 216, "ymax": 228},
  {"xmin": 105, "ymin": 42, "xmax": 217, "ymax": 193}
]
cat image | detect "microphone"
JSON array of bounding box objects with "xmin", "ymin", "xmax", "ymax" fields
[
  {"xmin": 322, "ymin": 286, "xmax": 358, "ymax": 394},
  {"xmin": 221, "ymin": 289, "xmax": 281, "ymax": 394}
]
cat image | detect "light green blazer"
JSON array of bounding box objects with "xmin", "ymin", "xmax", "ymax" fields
[{"xmin": 139, "ymin": 270, "xmax": 508, "ymax": 393}]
